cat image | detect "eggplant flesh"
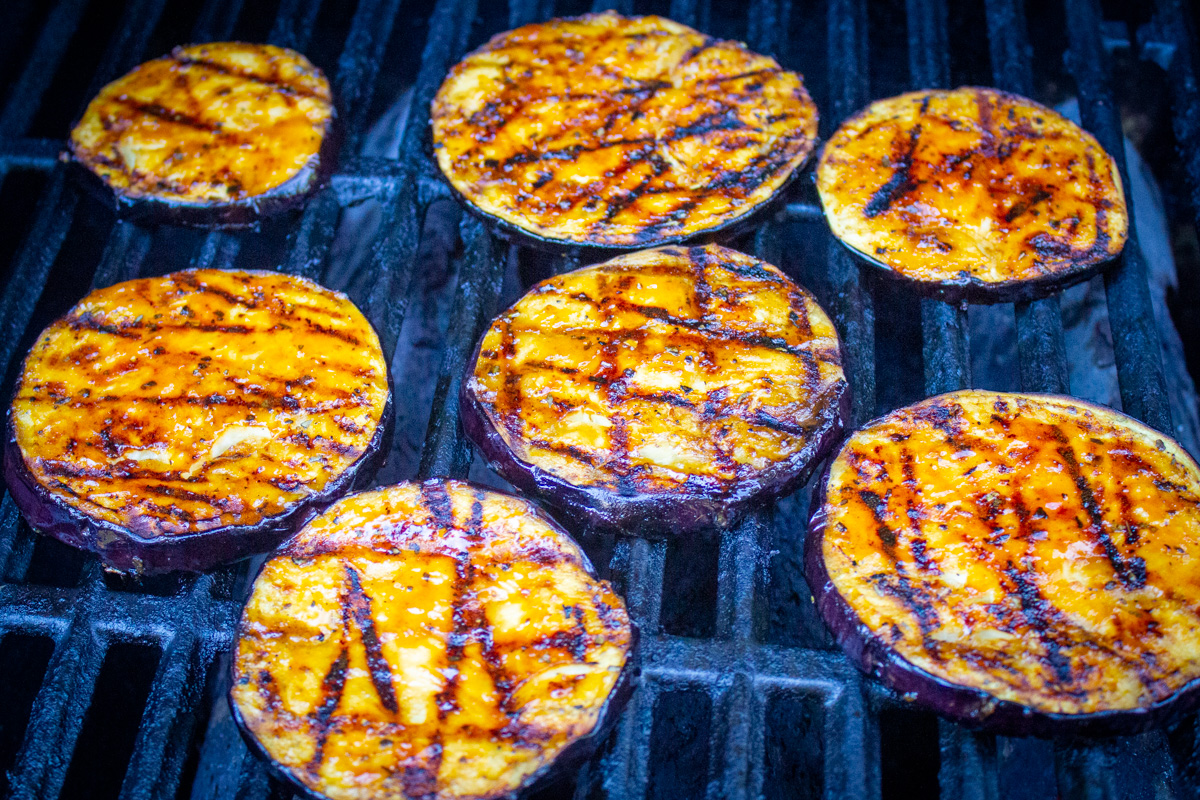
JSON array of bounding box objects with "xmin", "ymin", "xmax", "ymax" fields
[
  {"xmin": 460, "ymin": 244, "xmax": 849, "ymax": 534},
  {"xmin": 806, "ymin": 390, "xmax": 1200, "ymax": 735},
  {"xmin": 231, "ymin": 480, "xmax": 634, "ymax": 800},
  {"xmin": 69, "ymin": 42, "xmax": 335, "ymax": 229},
  {"xmin": 4, "ymin": 269, "xmax": 390, "ymax": 574},
  {"xmin": 431, "ymin": 12, "xmax": 819, "ymax": 249},
  {"xmin": 816, "ymin": 87, "xmax": 1128, "ymax": 304}
]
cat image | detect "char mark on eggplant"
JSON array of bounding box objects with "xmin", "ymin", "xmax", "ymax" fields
[
  {"xmin": 231, "ymin": 480, "xmax": 633, "ymax": 800},
  {"xmin": 816, "ymin": 87, "xmax": 1128, "ymax": 303},
  {"xmin": 431, "ymin": 13, "xmax": 819, "ymax": 248},
  {"xmin": 5, "ymin": 269, "xmax": 390, "ymax": 573},
  {"xmin": 461, "ymin": 244, "xmax": 848, "ymax": 534},
  {"xmin": 808, "ymin": 390, "xmax": 1200, "ymax": 731},
  {"xmin": 69, "ymin": 42, "xmax": 334, "ymax": 216}
]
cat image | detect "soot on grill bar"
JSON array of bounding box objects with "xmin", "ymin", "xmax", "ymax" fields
[{"xmin": 0, "ymin": 1, "xmax": 1198, "ymax": 800}]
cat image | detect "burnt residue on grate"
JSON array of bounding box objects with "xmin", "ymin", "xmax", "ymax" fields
[{"xmin": 0, "ymin": 1, "xmax": 1198, "ymax": 799}]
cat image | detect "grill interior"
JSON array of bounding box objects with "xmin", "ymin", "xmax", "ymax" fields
[{"xmin": 1, "ymin": 0, "xmax": 1199, "ymax": 798}]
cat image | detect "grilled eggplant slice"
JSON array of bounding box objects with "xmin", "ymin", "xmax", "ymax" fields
[
  {"xmin": 68, "ymin": 42, "xmax": 336, "ymax": 228},
  {"xmin": 4, "ymin": 269, "xmax": 390, "ymax": 574},
  {"xmin": 806, "ymin": 390, "xmax": 1200, "ymax": 735},
  {"xmin": 461, "ymin": 244, "xmax": 848, "ymax": 534},
  {"xmin": 816, "ymin": 87, "xmax": 1128, "ymax": 303},
  {"xmin": 431, "ymin": 12, "xmax": 819, "ymax": 249},
  {"xmin": 231, "ymin": 479, "xmax": 635, "ymax": 800}
]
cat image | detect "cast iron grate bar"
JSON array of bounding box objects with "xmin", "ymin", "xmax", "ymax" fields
[{"xmin": 1066, "ymin": 0, "xmax": 1172, "ymax": 433}]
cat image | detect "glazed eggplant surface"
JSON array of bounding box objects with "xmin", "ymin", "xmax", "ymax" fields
[
  {"xmin": 231, "ymin": 480, "xmax": 634, "ymax": 800},
  {"xmin": 431, "ymin": 12, "xmax": 819, "ymax": 248},
  {"xmin": 807, "ymin": 390, "xmax": 1200, "ymax": 733},
  {"xmin": 461, "ymin": 244, "xmax": 848, "ymax": 533},
  {"xmin": 5, "ymin": 269, "xmax": 390, "ymax": 574},
  {"xmin": 69, "ymin": 42, "xmax": 334, "ymax": 227},
  {"xmin": 816, "ymin": 87, "xmax": 1128, "ymax": 303}
]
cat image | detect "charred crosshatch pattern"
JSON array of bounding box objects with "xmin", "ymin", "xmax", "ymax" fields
[
  {"xmin": 817, "ymin": 86, "xmax": 1129, "ymax": 302},
  {"xmin": 816, "ymin": 391, "xmax": 1200, "ymax": 721},
  {"xmin": 231, "ymin": 481, "xmax": 632, "ymax": 800},
  {"xmin": 70, "ymin": 42, "xmax": 334, "ymax": 204},
  {"xmin": 431, "ymin": 12, "xmax": 819, "ymax": 247},
  {"xmin": 468, "ymin": 245, "xmax": 846, "ymax": 502},
  {"xmin": 9, "ymin": 269, "xmax": 389, "ymax": 544}
]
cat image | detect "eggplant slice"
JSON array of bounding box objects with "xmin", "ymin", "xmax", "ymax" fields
[
  {"xmin": 231, "ymin": 480, "xmax": 634, "ymax": 800},
  {"xmin": 4, "ymin": 269, "xmax": 390, "ymax": 574},
  {"xmin": 461, "ymin": 244, "xmax": 848, "ymax": 534},
  {"xmin": 807, "ymin": 390, "xmax": 1200, "ymax": 735},
  {"xmin": 816, "ymin": 87, "xmax": 1128, "ymax": 303},
  {"xmin": 431, "ymin": 12, "xmax": 819, "ymax": 249},
  {"xmin": 69, "ymin": 42, "xmax": 335, "ymax": 228}
]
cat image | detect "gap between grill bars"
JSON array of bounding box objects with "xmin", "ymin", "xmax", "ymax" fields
[{"xmin": 0, "ymin": 0, "xmax": 1196, "ymax": 799}]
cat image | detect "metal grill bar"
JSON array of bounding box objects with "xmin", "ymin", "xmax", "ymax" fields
[
  {"xmin": 0, "ymin": 0, "xmax": 90, "ymax": 138},
  {"xmin": 826, "ymin": 0, "xmax": 875, "ymax": 426},
  {"xmin": 1065, "ymin": 0, "xmax": 1172, "ymax": 432}
]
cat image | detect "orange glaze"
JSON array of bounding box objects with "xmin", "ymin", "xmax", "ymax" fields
[
  {"xmin": 232, "ymin": 481, "xmax": 631, "ymax": 800},
  {"xmin": 820, "ymin": 391, "xmax": 1200, "ymax": 715},
  {"xmin": 468, "ymin": 244, "xmax": 846, "ymax": 498},
  {"xmin": 432, "ymin": 12, "xmax": 819, "ymax": 247},
  {"xmin": 11, "ymin": 269, "xmax": 388, "ymax": 539},
  {"xmin": 817, "ymin": 88, "xmax": 1127, "ymax": 293},
  {"xmin": 70, "ymin": 42, "xmax": 332, "ymax": 203}
]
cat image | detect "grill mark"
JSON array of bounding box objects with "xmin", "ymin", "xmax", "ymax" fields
[
  {"xmin": 26, "ymin": 392, "xmax": 373, "ymax": 413},
  {"xmin": 495, "ymin": 318, "xmax": 522, "ymax": 439},
  {"xmin": 1052, "ymin": 426, "xmax": 1146, "ymax": 589},
  {"xmin": 518, "ymin": 286, "xmax": 828, "ymax": 359},
  {"xmin": 863, "ymin": 123, "xmax": 922, "ymax": 218},
  {"xmin": 67, "ymin": 310, "xmax": 363, "ymax": 348},
  {"xmin": 171, "ymin": 273, "xmax": 258, "ymax": 308},
  {"xmin": 113, "ymin": 98, "xmax": 223, "ymax": 134},
  {"xmin": 344, "ymin": 564, "xmax": 399, "ymax": 714},
  {"xmin": 528, "ymin": 437, "xmax": 602, "ymax": 467},
  {"xmin": 400, "ymin": 744, "xmax": 443, "ymax": 799},
  {"xmin": 421, "ymin": 480, "xmax": 456, "ymax": 531},
  {"xmin": 857, "ymin": 487, "xmax": 943, "ymax": 644},
  {"xmin": 1008, "ymin": 493, "xmax": 1074, "ymax": 684},
  {"xmin": 436, "ymin": 549, "xmax": 473, "ymax": 722},
  {"xmin": 171, "ymin": 53, "xmax": 325, "ymax": 99},
  {"xmin": 305, "ymin": 640, "xmax": 349, "ymax": 778},
  {"xmin": 593, "ymin": 149, "xmax": 671, "ymax": 228},
  {"xmin": 144, "ymin": 483, "xmax": 238, "ymax": 509}
]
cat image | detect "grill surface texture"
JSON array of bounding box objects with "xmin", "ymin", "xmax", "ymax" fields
[{"xmin": 0, "ymin": 0, "xmax": 1197, "ymax": 799}]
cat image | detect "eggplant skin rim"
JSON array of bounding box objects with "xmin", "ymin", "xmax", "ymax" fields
[
  {"xmin": 459, "ymin": 329, "xmax": 852, "ymax": 536},
  {"xmin": 1, "ymin": 329, "xmax": 393, "ymax": 577},
  {"xmin": 227, "ymin": 480, "xmax": 641, "ymax": 800},
  {"xmin": 803, "ymin": 391, "xmax": 1200, "ymax": 737},
  {"xmin": 65, "ymin": 106, "xmax": 341, "ymax": 231}
]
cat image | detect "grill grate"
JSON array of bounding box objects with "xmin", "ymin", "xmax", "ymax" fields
[{"xmin": 0, "ymin": 0, "xmax": 1197, "ymax": 798}]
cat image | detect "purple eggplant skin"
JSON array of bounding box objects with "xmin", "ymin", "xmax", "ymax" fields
[
  {"xmin": 803, "ymin": 461, "xmax": 1200, "ymax": 738},
  {"xmin": 64, "ymin": 112, "xmax": 341, "ymax": 231},
  {"xmin": 228, "ymin": 502, "xmax": 640, "ymax": 800},
  {"xmin": 459, "ymin": 331, "xmax": 852, "ymax": 537},
  {"xmin": 2, "ymin": 381, "xmax": 392, "ymax": 576}
]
